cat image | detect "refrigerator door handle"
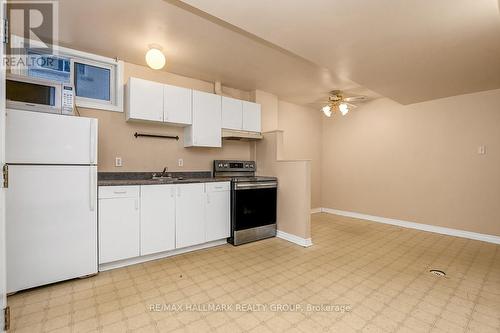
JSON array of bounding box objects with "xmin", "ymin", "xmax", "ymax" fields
[
  {"xmin": 90, "ymin": 120, "xmax": 97, "ymax": 165},
  {"xmin": 90, "ymin": 169, "xmax": 96, "ymax": 211}
]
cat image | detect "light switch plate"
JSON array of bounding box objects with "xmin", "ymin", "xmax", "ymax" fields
[
  {"xmin": 178, "ymin": 158, "xmax": 184, "ymax": 167},
  {"xmin": 115, "ymin": 157, "xmax": 123, "ymax": 167},
  {"xmin": 478, "ymin": 146, "xmax": 486, "ymax": 155}
]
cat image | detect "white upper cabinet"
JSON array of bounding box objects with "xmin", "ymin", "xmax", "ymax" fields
[
  {"xmin": 140, "ymin": 185, "xmax": 176, "ymax": 256},
  {"xmin": 242, "ymin": 101, "xmax": 262, "ymax": 132},
  {"xmin": 221, "ymin": 96, "xmax": 243, "ymax": 130},
  {"xmin": 163, "ymin": 84, "xmax": 192, "ymax": 126},
  {"xmin": 126, "ymin": 77, "xmax": 261, "ymax": 141},
  {"xmin": 185, "ymin": 90, "xmax": 222, "ymax": 148},
  {"xmin": 222, "ymin": 97, "xmax": 262, "ymax": 133},
  {"xmin": 126, "ymin": 77, "xmax": 164, "ymax": 122}
]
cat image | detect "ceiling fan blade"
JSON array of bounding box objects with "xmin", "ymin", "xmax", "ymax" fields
[
  {"xmin": 345, "ymin": 102, "xmax": 358, "ymax": 109},
  {"xmin": 343, "ymin": 96, "xmax": 368, "ymax": 103}
]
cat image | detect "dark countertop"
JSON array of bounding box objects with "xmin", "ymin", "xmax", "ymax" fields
[{"xmin": 98, "ymin": 171, "xmax": 230, "ymax": 186}]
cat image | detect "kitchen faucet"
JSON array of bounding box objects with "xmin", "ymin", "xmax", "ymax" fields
[
  {"xmin": 161, "ymin": 166, "xmax": 169, "ymax": 177},
  {"xmin": 152, "ymin": 166, "xmax": 170, "ymax": 179}
]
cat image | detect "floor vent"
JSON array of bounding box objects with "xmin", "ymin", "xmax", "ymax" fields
[{"xmin": 429, "ymin": 269, "xmax": 446, "ymax": 277}]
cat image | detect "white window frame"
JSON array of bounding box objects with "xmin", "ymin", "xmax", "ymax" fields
[
  {"xmin": 10, "ymin": 35, "xmax": 124, "ymax": 112},
  {"xmin": 71, "ymin": 58, "xmax": 117, "ymax": 110}
]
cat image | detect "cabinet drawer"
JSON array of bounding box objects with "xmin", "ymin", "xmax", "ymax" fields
[
  {"xmin": 99, "ymin": 186, "xmax": 140, "ymax": 199},
  {"xmin": 206, "ymin": 182, "xmax": 230, "ymax": 192}
]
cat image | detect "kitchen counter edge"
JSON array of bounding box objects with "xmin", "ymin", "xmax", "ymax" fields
[{"xmin": 98, "ymin": 178, "xmax": 230, "ymax": 187}]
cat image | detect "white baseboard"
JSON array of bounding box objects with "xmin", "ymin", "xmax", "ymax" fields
[
  {"xmin": 321, "ymin": 208, "xmax": 500, "ymax": 245},
  {"xmin": 311, "ymin": 208, "xmax": 322, "ymax": 214},
  {"xmin": 277, "ymin": 230, "xmax": 313, "ymax": 247},
  {"xmin": 99, "ymin": 239, "xmax": 228, "ymax": 271}
]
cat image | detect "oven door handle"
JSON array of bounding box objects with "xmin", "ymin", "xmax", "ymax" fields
[{"xmin": 234, "ymin": 181, "xmax": 278, "ymax": 190}]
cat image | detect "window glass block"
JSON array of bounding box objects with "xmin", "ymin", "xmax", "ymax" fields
[{"xmin": 74, "ymin": 62, "xmax": 111, "ymax": 101}]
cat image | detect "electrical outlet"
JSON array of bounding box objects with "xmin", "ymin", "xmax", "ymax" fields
[
  {"xmin": 178, "ymin": 158, "xmax": 184, "ymax": 167},
  {"xmin": 115, "ymin": 157, "xmax": 123, "ymax": 167},
  {"xmin": 478, "ymin": 146, "xmax": 486, "ymax": 155}
]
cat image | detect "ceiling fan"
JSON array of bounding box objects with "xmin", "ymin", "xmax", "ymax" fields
[{"xmin": 321, "ymin": 90, "xmax": 369, "ymax": 117}]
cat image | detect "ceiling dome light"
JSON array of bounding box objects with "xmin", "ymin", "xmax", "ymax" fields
[
  {"xmin": 145, "ymin": 47, "xmax": 166, "ymax": 70},
  {"xmin": 322, "ymin": 105, "xmax": 332, "ymax": 117},
  {"xmin": 339, "ymin": 103, "xmax": 349, "ymax": 116}
]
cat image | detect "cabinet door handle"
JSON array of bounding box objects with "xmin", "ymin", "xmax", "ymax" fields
[
  {"xmin": 114, "ymin": 190, "xmax": 127, "ymax": 194},
  {"xmin": 177, "ymin": 187, "xmax": 181, "ymax": 197},
  {"xmin": 135, "ymin": 199, "xmax": 139, "ymax": 210},
  {"xmin": 207, "ymin": 193, "xmax": 210, "ymax": 204}
]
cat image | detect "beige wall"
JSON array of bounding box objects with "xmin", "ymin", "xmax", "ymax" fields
[
  {"xmin": 278, "ymin": 101, "xmax": 322, "ymax": 208},
  {"xmin": 255, "ymin": 131, "xmax": 311, "ymax": 239},
  {"xmin": 321, "ymin": 89, "xmax": 500, "ymax": 236},
  {"xmin": 253, "ymin": 90, "xmax": 323, "ymax": 208},
  {"xmin": 252, "ymin": 92, "xmax": 314, "ymax": 240},
  {"xmin": 79, "ymin": 62, "xmax": 252, "ymax": 172},
  {"xmin": 252, "ymin": 90, "xmax": 279, "ymax": 132}
]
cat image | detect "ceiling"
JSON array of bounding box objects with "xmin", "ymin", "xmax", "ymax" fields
[
  {"xmin": 56, "ymin": 0, "xmax": 377, "ymax": 106},
  {"xmin": 181, "ymin": 0, "xmax": 500, "ymax": 104},
  {"xmin": 55, "ymin": 0, "xmax": 500, "ymax": 106}
]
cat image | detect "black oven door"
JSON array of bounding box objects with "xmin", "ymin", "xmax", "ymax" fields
[{"xmin": 232, "ymin": 182, "xmax": 277, "ymax": 231}]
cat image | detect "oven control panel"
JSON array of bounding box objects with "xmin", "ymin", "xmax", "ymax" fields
[{"xmin": 214, "ymin": 160, "xmax": 256, "ymax": 172}]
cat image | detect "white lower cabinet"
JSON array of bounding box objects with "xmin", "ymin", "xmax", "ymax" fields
[
  {"xmin": 98, "ymin": 181, "xmax": 230, "ymax": 266},
  {"xmin": 205, "ymin": 182, "xmax": 231, "ymax": 242},
  {"xmin": 98, "ymin": 186, "xmax": 140, "ymax": 264},
  {"xmin": 175, "ymin": 183, "xmax": 206, "ymax": 248},
  {"xmin": 140, "ymin": 185, "xmax": 176, "ymax": 256}
]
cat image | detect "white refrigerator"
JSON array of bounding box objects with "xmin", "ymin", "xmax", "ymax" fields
[{"xmin": 5, "ymin": 110, "xmax": 98, "ymax": 293}]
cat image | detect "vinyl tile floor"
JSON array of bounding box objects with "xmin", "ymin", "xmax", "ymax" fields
[{"xmin": 7, "ymin": 213, "xmax": 500, "ymax": 333}]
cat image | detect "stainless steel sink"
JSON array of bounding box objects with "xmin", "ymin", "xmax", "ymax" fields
[
  {"xmin": 150, "ymin": 175, "xmax": 185, "ymax": 182},
  {"xmin": 150, "ymin": 165, "xmax": 189, "ymax": 182},
  {"xmin": 151, "ymin": 176, "xmax": 174, "ymax": 180}
]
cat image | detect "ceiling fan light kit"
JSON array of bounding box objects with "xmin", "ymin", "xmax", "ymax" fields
[
  {"xmin": 322, "ymin": 105, "xmax": 332, "ymax": 117},
  {"xmin": 339, "ymin": 103, "xmax": 349, "ymax": 116},
  {"xmin": 321, "ymin": 90, "xmax": 368, "ymax": 118}
]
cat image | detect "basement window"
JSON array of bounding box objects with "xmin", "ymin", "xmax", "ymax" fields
[
  {"xmin": 27, "ymin": 51, "xmax": 71, "ymax": 83},
  {"xmin": 13, "ymin": 36, "xmax": 124, "ymax": 112},
  {"xmin": 73, "ymin": 61, "xmax": 112, "ymax": 103}
]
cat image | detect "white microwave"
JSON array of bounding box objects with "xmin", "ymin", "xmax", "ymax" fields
[{"xmin": 6, "ymin": 74, "xmax": 74, "ymax": 115}]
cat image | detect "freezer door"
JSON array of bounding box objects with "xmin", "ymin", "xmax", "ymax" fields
[
  {"xmin": 6, "ymin": 165, "xmax": 98, "ymax": 293},
  {"xmin": 6, "ymin": 109, "xmax": 98, "ymax": 165}
]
